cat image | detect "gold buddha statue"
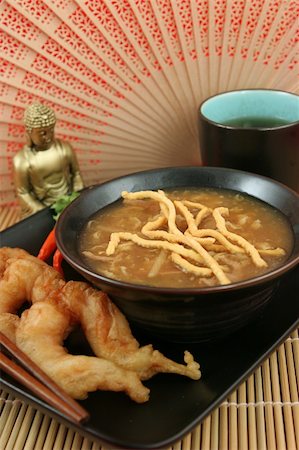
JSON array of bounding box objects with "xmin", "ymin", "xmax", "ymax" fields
[{"xmin": 13, "ymin": 103, "xmax": 84, "ymax": 218}]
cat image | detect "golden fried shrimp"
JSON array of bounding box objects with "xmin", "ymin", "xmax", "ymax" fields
[
  {"xmin": 59, "ymin": 281, "xmax": 201, "ymax": 381},
  {"xmin": 16, "ymin": 301, "xmax": 150, "ymax": 403},
  {"xmin": 1, "ymin": 247, "xmax": 201, "ymax": 401},
  {"xmin": 0, "ymin": 247, "xmax": 31, "ymax": 275},
  {"xmin": 57, "ymin": 281, "xmax": 141, "ymax": 355},
  {"xmin": 0, "ymin": 247, "xmax": 64, "ymax": 315},
  {"xmin": 0, "ymin": 247, "xmax": 63, "ymax": 341}
]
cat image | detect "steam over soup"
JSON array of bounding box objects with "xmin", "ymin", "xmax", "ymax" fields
[{"xmin": 79, "ymin": 188, "xmax": 293, "ymax": 288}]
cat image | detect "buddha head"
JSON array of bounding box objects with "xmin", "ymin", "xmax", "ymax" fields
[{"xmin": 24, "ymin": 103, "xmax": 56, "ymax": 151}]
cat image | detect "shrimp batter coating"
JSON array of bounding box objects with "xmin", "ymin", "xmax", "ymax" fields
[
  {"xmin": 52, "ymin": 280, "xmax": 201, "ymax": 380},
  {"xmin": 0, "ymin": 313, "xmax": 19, "ymax": 343},
  {"xmin": 0, "ymin": 247, "xmax": 64, "ymax": 314},
  {"xmin": 16, "ymin": 301, "xmax": 150, "ymax": 402},
  {"xmin": 0, "ymin": 247, "xmax": 64, "ymax": 341}
]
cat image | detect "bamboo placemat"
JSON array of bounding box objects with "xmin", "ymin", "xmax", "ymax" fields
[{"xmin": 1, "ymin": 206, "xmax": 298, "ymax": 450}]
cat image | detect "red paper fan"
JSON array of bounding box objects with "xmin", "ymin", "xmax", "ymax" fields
[{"xmin": 0, "ymin": 0, "xmax": 298, "ymax": 206}]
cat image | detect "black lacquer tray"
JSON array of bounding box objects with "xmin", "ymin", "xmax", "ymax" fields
[{"xmin": 1, "ymin": 207, "xmax": 298, "ymax": 449}]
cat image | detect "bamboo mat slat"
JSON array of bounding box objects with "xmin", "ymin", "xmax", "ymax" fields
[
  {"xmin": 0, "ymin": 207, "xmax": 22, "ymax": 232},
  {"xmin": 1, "ymin": 207, "xmax": 299, "ymax": 450},
  {"xmin": 247, "ymin": 374, "xmax": 258, "ymax": 450}
]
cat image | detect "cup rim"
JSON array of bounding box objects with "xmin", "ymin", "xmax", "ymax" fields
[{"xmin": 199, "ymin": 88, "xmax": 299, "ymax": 130}]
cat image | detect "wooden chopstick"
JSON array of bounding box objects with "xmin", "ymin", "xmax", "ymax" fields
[{"xmin": 0, "ymin": 331, "xmax": 90, "ymax": 424}]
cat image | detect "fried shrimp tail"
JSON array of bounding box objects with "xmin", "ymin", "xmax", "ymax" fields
[{"xmin": 121, "ymin": 346, "xmax": 201, "ymax": 380}]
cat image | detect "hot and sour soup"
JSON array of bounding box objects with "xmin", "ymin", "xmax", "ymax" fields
[{"xmin": 79, "ymin": 188, "xmax": 293, "ymax": 288}]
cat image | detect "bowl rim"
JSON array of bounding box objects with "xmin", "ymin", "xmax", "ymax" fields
[{"xmin": 56, "ymin": 166, "xmax": 299, "ymax": 295}]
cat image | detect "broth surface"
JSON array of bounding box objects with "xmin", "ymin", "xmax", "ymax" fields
[{"xmin": 80, "ymin": 188, "xmax": 293, "ymax": 288}]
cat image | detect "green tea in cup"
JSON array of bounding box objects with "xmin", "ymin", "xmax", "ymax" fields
[
  {"xmin": 198, "ymin": 89, "xmax": 299, "ymax": 192},
  {"xmin": 222, "ymin": 116, "xmax": 291, "ymax": 128}
]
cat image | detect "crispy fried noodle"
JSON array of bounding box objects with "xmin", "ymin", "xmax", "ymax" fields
[{"xmin": 104, "ymin": 190, "xmax": 285, "ymax": 286}]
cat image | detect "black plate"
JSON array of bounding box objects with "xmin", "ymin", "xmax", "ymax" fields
[{"xmin": 1, "ymin": 208, "xmax": 298, "ymax": 449}]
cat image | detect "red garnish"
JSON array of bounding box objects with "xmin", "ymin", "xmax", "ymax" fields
[
  {"xmin": 37, "ymin": 228, "xmax": 57, "ymax": 261},
  {"xmin": 53, "ymin": 248, "xmax": 64, "ymax": 276},
  {"xmin": 36, "ymin": 192, "xmax": 80, "ymax": 275}
]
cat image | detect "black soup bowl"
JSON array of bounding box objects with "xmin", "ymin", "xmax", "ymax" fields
[{"xmin": 55, "ymin": 166, "xmax": 299, "ymax": 343}]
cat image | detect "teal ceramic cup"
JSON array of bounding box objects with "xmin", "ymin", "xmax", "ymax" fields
[{"xmin": 198, "ymin": 89, "xmax": 299, "ymax": 192}]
